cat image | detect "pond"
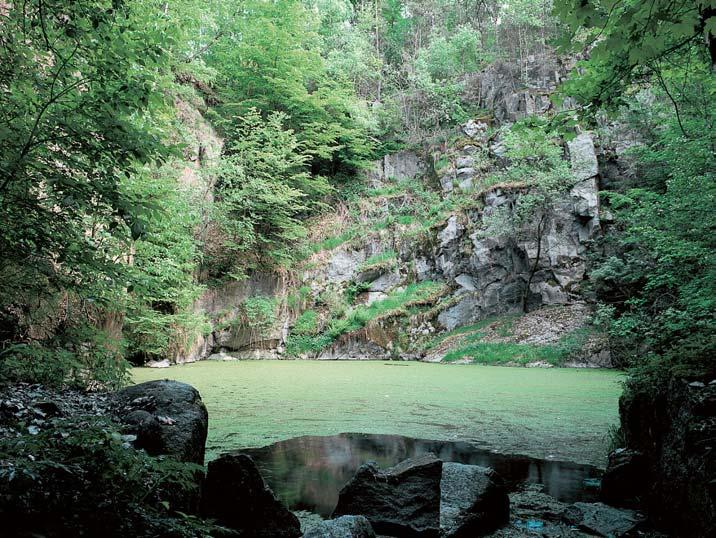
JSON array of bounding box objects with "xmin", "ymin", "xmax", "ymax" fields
[
  {"xmin": 133, "ymin": 360, "xmax": 623, "ymax": 466},
  {"xmin": 239, "ymin": 433, "xmax": 604, "ymax": 517}
]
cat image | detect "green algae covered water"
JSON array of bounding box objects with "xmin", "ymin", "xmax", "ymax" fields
[{"xmin": 132, "ymin": 361, "xmax": 623, "ymax": 466}]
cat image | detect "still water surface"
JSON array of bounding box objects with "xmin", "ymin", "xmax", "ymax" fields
[
  {"xmin": 240, "ymin": 433, "xmax": 603, "ymax": 517},
  {"xmin": 133, "ymin": 361, "xmax": 623, "ymax": 465}
]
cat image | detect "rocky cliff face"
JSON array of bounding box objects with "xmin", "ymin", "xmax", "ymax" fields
[
  {"xmin": 162, "ymin": 52, "xmax": 610, "ymax": 366},
  {"xmin": 295, "ymin": 127, "xmax": 603, "ymax": 361},
  {"xmin": 171, "ymin": 119, "xmax": 608, "ymax": 365}
]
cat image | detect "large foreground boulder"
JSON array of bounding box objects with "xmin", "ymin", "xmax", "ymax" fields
[
  {"xmin": 302, "ymin": 515, "xmax": 376, "ymax": 538},
  {"xmin": 440, "ymin": 463, "xmax": 509, "ymax": 537},
  {"xmin": 201, "ymin": 453, "xmax": 301, "ymax": 538},
  {"xmin": 619, "ymin": 377, "xmax": 716, "ymax": 536},
  {"xmin": 332, "ymin": 454, "xmax": 442, "ymax": 538},
  {"xmin": 113, "ymin": 380, "xmax": 208, "ymax": 465}
]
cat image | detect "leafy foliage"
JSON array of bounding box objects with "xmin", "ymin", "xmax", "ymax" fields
[
  {"xmin": 212, "ymin": 109, "xmax": 330, "ymax": 273},
  {"xmin": 589, "ymin": 84, "xmax": 716, "ymax": 377},
  {"xmin": 554, "ymin": 0, "xmax": 716, "ymax": 112},
  {"xmin": 206, "ymin": 0, "xmax": 375, "ymax": 177},
  {"xmin": 0, "ymin": 0, "xmax": 173, "ymax": 307},
  {"xmin": 0, "ymin": 417, "xmax": 219, "ymax": 537},
  {"xmin": 285, "ymin": 281, "xmax": 444, "ymax": 355},
  {"xmin": 0, "ymin": 325, "xmax": 129, "ymax": 390},
  {"xmin": 242, "ymin": 296, "xmax": 278, "ymax": 337}
]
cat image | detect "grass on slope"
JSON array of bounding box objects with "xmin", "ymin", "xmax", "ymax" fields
[
  {"xmin": 286, "ymin": 281, "xmax": 445, "ymax": 355},
  {"xmin": 426, "ymin": 314, "xmax": 593, "ymax": 366}
]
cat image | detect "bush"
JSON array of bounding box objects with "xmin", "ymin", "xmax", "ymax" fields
[
  {"xmin": 242, "ymin": 296, "xmax": 277, "ymax": 336},
  {"xmin": 292, "ymin": 310, "xmax": 319, "ymax": 335},
  {"xmin": 0, "ymin": 325, "xmax": 129, "ymax": 390},
  {"xmin": 0, "ymin": 417, "xmax": 219, "ymax": 537}
]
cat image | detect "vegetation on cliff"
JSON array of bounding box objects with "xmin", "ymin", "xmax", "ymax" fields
[
  {"xmin": 0, "ymin": 1, "xmax": 714, "ymax": 536},
  {"xmin": 0, "ymin": 0, "xmax": 713, "ymax": 441}
]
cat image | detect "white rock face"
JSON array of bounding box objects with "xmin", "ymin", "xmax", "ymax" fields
[
  {"xmin": 462, "ymin": 119, "xmax": 488, "ymax": 138},
  {"xmin": 326, "ymin": 250, "xmax": 365, "ymax": 283},
  {"xmin": 568, "ymin": 133, "xmax": 599, "ymax": 181},
  {"xmin": 368, "ymin": 150, "xmax": 426, "ymax": 187},
  {"xmin": 438, "ymin": 216, "xmax": 463, "ymax": 248}
]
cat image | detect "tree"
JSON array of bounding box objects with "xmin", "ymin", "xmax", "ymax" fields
[
  {"xmin": 205, "ymin": 0, "xmax": 375, "ymax": 178},
  {"xmin": 212, "ymin": 109, "xmax": 331, "ymax": 274},
  {"xmin": 588, "ymin": 77, "xmax": 716, "ymax": 375},
  {"xmin": 554, "ymin": 0, "xmax": 716, "ymax": 111},
  {"xmin": 0, "ymin": 0, "xmax": 181, "ymax": 383},
  {"xmin": 481, "ymin": 118, "xmax": 574, "ymax": 312}
]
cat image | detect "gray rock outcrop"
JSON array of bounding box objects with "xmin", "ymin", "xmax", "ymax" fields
[
  {"xmin": 562, "ymin": 502, "xmax": 644, "ymax": 537},
  {"xmin": 462, "ymin": 54, "xmax": 568, "ymax": 123},
  {"xmin": 440, "ymin": 463, "xmax": 510, "ymax": 537},
  {"xmin": 368, "ymin": 150, "xmax": 427, "ymax": 187},
  {"xmin": 332, "ymin": 454, "xmax": 442, "ymax": 537},
  {"xmin": 113, "ymin": 380, "xmax": 208, "ymax": 465},
  {"xmin": 302, "ymin": 515, "xmax": 376, "ymax": 538}
]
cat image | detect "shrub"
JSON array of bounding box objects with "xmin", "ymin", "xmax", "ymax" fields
[
  {"xmin": 0, "ymin": 417, "xmax": 218, "ymax": 537},
  {"xmin": 293, "ymin": 310, "xmax": 319, "ymax": 335},
  {"xmin": 242, "ymin": 296, "xmax": 277, "ymax": 336},
  {"xmin": 0, "ymin": 325, "xmax": 129, "ymax": 390}
]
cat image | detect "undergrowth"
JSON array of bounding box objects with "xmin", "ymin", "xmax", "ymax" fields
[
  {"xmin": 0, "ymin": 417, "xmax": 221, "ymax": 537},
  {"xmin": 285, "ymin": 281, "xmax": 444, "ymax": 355},
  {"xmin": 429, "ymin": 314, "xmax": 594, "ymax": 366}
]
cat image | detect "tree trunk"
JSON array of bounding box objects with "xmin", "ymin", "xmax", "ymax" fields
[{"xmin": 522, "ymin": 214, "xmax": 546, "ymax": 313}]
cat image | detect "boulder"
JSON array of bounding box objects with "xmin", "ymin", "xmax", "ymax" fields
[
  {"xmin": 509, "ymin": 484, "xmax": 568, "ymax": 522},
  {"xmin": 303, "ymin": 516, "xmax": 376, "ymax": 538},
  {"xmin": 113, "ymin": 380, "xmax": 208, "ymax": 465},
  {"xmin": 332, "ymin": 454, "xmax": 442, "ymax": 538},
  {"xmin": 201, "ymin": 453, "xmax": 301, "ymax": 538},
  {"xmin": 454, "ymin": 274, "xmax": 477, "ymax": 292},
  {"xmin": 600, "ymin": 449, "xmax": 648, "ymax": 507},
  {"xmin": 440, "ymin": 463, "xmax": 510, "ymax": 537},
  {"xmin": 383, "ymin": 151, "xmax": 426, "ymax": 181},
  {"xmin": 369, "ymin": 272, "xmax": 402, "ymax": 293},
  {"xmin": 456, "ymin": 167, "xmax": 475, "ymax": 180},
  {"xmin": 455, "ymin": 156, "xmax": 474, "ymax": 169},
  {"xmin": 562, "ymin": 502, "xmax": 644, "ymax": 537},
  {"xmin": 458, "ymin": 177, "xmax": 473, "ymax": 191},
  {"xmin": 503, "ymin": 485, "xmax": 593, "ymax": 537},
  {"xmin": 327, "ymin": 250, "xmax": 365, "ymax": 283}
]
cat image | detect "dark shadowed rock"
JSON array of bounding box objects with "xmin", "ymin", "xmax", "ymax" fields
[
  {"xmin": 201, "ymin": 453, "xmax": 301, "ymax": 538},
  {"xmin": 619, "ymin": 378, "xmax": 716, "ymax": 536},
  {"xmin": 302, "ymin": 515, "xmax": 376, "ymax": 538},
  {"xmin": 508, "ymin": 484, "xmax": 568, "ymax": 523},
  {"xmin": 113, "ymin": 379, "xmax": 208, "ymax": 465},
  {"xmin": 600, "ymin": 449, "xmax": 647, "ymax": 507},
  {"xmin": 440, "ymin": 463, "xmax": 509, "ymax": 537},
  {"xmin": 332, "ymin": 454, "xmax": 442, "ymax": 538},
  {"xmin": 563, "ymin": 502, "xmax": 644, "ymax": 537},
  {"xmin": 489, "ymin": 485, "xmax": 592, "ymax": 537}
]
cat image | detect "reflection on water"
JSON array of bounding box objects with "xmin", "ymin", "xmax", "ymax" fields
[{"xmin": 239, "ymin": 433, "xmax": 602, "ymax": 517}]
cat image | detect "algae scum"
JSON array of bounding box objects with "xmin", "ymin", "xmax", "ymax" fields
[{"xmin": 133, "ymin": 361, "xmax": 622, "ymax": 466}]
